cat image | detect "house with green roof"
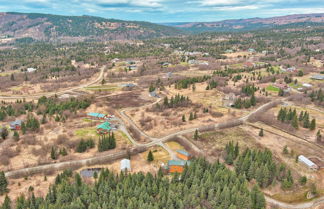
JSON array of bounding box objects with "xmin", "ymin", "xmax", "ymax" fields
[{"xmin": 97, "ymin": 121, "xmax": 112, "ymax": 134}]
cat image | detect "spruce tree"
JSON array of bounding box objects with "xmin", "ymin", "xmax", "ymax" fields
[
  {"xmin": 189, "ymin": 112, "xmax": 194, "ymax": 121},
  {"xmin": 291, "ymin": 115, "xmax": 298, "ymax": 129},
  {"xmin": 258, "ymin": 128, "xmax": 264, "ymax": 137},
  {"xmin": 147, "ymin": 150, "xmax": 154, "ymax": 162},
  {"xmin": 51, "ymin": 147, "xmax": 57, "ymax": 160},
  {"xmin": 13, "ymin": 131, "xmax": 20, "ymax": 141},
  {"xmin": 0, "ymin": 171, "xmax": 8, "ymax": 195},
  {"xmin": 1, "ymin": 127, "xmax": 8, "ymax": 140},
  {"xmin": 182, "ymin": 115, "xmax": 186, "ymax": 122},
  {"xmin": 2, "ymin": 195, "xmax": 11, "ymax": 209},
  {"xmin": 310, "ymin": 119, "xmax": 316, "ymax": 130},
  {"xmin": 193, "ymin": 129, "xmax": 199, "ymax": 140}
]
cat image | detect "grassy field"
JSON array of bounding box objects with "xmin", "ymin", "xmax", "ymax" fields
[
  {"xmin": 165, "ymin": 141, "xmax": 185, "ymax": 151},
  {"xmin": 142, "ymin": 146, "xmax": 170, "ymax": 164},
  {"xmin": 266, "ymin": 85, "xmax": 280, "ymax": 92},
  {"xmin": 289, "ymin": 83, "xmax": 302, "ymax": 89},
  {"xmin": 75, "ymin": 127, "xmax": 98, "ymax": 138},
  {"xmin": 84, "ymin": 85, "xmax": 120, "ymax": 92}
]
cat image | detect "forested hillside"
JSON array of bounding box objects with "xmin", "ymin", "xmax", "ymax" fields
[{"xmin": 0, "ymin": 12, "xmax": 183, "ymax": 42}]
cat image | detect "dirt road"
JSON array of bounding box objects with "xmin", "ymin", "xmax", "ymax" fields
[{"xmin": 0, "ymin": 66, "xmax": 106, "ymax": 100}]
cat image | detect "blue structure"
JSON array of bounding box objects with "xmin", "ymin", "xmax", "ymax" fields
[{"xmin": 87, "ymin": 112, "xmax": 106, "ymax": 119}]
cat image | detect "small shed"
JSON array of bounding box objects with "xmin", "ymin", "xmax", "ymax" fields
[
  {"xmin": 176, "ymin": 150, "xmax": 191, "ymax": 161},
  {"xmin": 10, "ymin": 120, "xmax": 23, "ymax": 130},
  {"xmin": 97, "ymin": 121, "xmax": 112, "ymax": 134},
  {"xmin": 298, "ymin": 155, "xmax": 319, "ymax": 170},
  {"xmin": 120, "ymin": 159, "xmax": 131, "ymax": 172}
]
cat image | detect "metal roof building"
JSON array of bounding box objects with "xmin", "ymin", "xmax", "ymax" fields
[
  {"xmin": 168, "ymin": 160, "xmax": 190, "ymax": 167},
  {"xmin": 311, "ymin": 75, "xmax": 324, "ymax": 80},
  {"xmin": 298, "ymin": 155, "xmax": 319, "ymax": 170},
  {"xmin": 87, "ymin": 112, "xmax": 106, "ymax": 119},
  {"xmin": 176, "ymin": 150, "xmax": 190, "ymax": 157},
  {"xmin": 120, "ymin": 159, "xmax": 131, "ymax": 172}
]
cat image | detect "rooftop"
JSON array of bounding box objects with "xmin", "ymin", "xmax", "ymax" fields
[
  {"xmin": 298, "ymin": 155, "xmax": 316, "ymax": 167},
  {"xmin": 97, "ymin": 121, "xmax": 112, "ymax": 131},
  {"xmin": 10, "ymin": 120, "xmax": 23, "ymax": 126},
  {"xmin": 88, "ymin": 112, "xmax": 106, "ymax": 118},
  {"xmin": 176, "ymin": 150, "xmax": 190, "ymax": 157},
  {"xmin": 168, "ymin": 160, "xmax": 190, "ymax": 166},
  {"xmin": 311, "ymin": 74, "xmax": 324, "ymax": 80},
  {"xmin": 120, "ymin": 159, "xmax": 131, "ymax": 171}
]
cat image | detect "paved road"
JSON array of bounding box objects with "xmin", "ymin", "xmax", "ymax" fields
[{"xmin": 0, "ymin": 66, "xmax": 106, "ymax": 100}]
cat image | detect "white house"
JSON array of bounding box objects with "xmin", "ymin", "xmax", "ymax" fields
[
  {"xmin": 298, "ymin": 155, "xmax": 318, "ymax": 170},
  {"xmin": 120, "ymin": 159, "xmax": 131, "ymax": 172}
]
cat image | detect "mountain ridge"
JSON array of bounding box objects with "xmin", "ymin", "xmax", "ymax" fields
[
  {"xmin": 0, "ymin": 12, "xmax": 184, "ymax": 42},
  {"xmin": 162, "ymin": 13, "xmax": 324, "ymax": 32}
]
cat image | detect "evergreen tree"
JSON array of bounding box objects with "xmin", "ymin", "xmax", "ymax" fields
[
  {"xmin": 13, "ymin": 131, "xmax": 20, "ymax": 141},
  {"xmin": 189, "ymin": 112, "xmax": 194, "ymax": 121},
  {"xmin": 316, "ymin": 130, "xmax": 322, "ymax": 142},
  {"xmin": 310, "ymin": 119, "xmax": 316, "ymax": 130},
  {"xmin": 147, "ymin": 150, "xmax": 154, "ymax": 162},
  {"xmin": 21, "ymin": 122, "xmax": 26, "ymax": 135},
  {"xmin": 2, "ymin": 195, "xmax": 11, "ymax": 209},
  {"xmin": 291, "ymin": 115, "xmax": 299, "ymax": 129},
  {"xmin": 193, "ymin": 129, "xmax": 199, "ymax": 140},
  {"xmin": 1, "ymin": 127, "xmax": 8, "ymax": 140},
  {"xmin": 51, "ymin": 147, "xmax": 57, "ymax": 160},
  {"xmin": 182, "ymin": 115, "xmax": 186, "ymax": 122},
  {"xmin": 259, "ymin": 128, "xmax": 264, "ymax": 137},
  {"xmin": 0, "ymin": 171, "xmax": 8, "ymax": 195}
]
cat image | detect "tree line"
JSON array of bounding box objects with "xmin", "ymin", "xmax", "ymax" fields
[
  {"xmin": 277, "ymin": 108, "xmax": 316, "ymax": 130},
  {"xmin": 1, "ymin": 158, "xmax": 266, "ymax": 209}
]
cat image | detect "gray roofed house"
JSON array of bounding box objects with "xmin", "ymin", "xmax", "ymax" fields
[{"xmin": 120, "ymin": 159, "xmax": 131, "ymax": 172}]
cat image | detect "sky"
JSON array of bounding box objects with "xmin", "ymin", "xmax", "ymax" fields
[{"xmin": 0, "ymin": 0, "xmax": 324, "ymax": 23}]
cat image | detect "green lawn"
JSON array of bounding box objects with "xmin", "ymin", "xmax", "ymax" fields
[
  {"xmin": 75, "ymin": 127, "xmax": 98, "ymax": 138},
  {"xmin": 288, "ymin": 83, "xmax": 302, "ymax": 89},
  {"xmin": 266, "ymin": 85, "xmax": 280, "ymax": 92}
]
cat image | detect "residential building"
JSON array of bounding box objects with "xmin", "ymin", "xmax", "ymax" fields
[
  {"xmin": 167, "ymin": 160, "xmax": 190, "ymax": 173},
  {"xmin": 298, "ymin": 155, "xmax": 319, "ymax": 170},
  {"xmin": 311, "ymin": 74, "xmax": 324, "ymax": 80},
  {"xmin": 120, "ymin": 159, "xmax": 131, "ymax": 172},
  {"xmin": 87, "ymin": 112, "xmax": 106, "ymax": 120},
  {"xmin": 97, "ymin": 121, "xmax": 112, "ymax": 134},
  {"xmin": 176, "ymin": 150, "xmax": 191, "ymax": 161},
  {"xmin": 10, "ymin": 120, "xmax": 23, "ymax": 130}
]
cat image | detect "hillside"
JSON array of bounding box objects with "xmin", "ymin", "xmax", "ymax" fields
[
  {"xmin": 164, "ymin": 13, "xmax": 324, "ymax": 33},
  {"xmin": 0, "ymin": 12, "xmax": 184, "ymax": 42}
]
